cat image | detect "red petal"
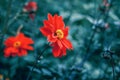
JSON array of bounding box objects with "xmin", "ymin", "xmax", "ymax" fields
[
  {"xmin": 18, "ymin": 49, "xmax": 27, "ymax": 56},
  {"xmin": 21, "ymin": 37, "xmax": 34, "ymax": 44},
  {"xmin": 26, "ymin": 38, "xmax": 34, "ymax": 44},
  {"xmin": 57, "ymin": 16, "xmax": 64, "ymax": 29},
  {"xmin": 53, "ymin": 14, "xmax": 64, "ymax": 30},
  {"xmin": 4, "ymin": 48, "xmax": 11, "ymax": 57},
  {"xmin": 62, "ymin": 47, "xmax": 67, "ymax": 56},
  {"xmin": 48, "ymin": 13, "xmax": 53, "ymax": 23},
  {"xmin": 17, "ymin": 33, "xmax": 34, "ymax": 45},
  {"xmin": 52, "ymin": 43, "xmax": 61, "ymax": 57},
  {"xmin": 40, "ymin": 27, "xmax": 51, "ymax": 37},
  {"xmin": 4, "ymin": 37, "xmax": 15, "ymax": 47},
  {"xmin": 58, "ymin": 47, "xmax": 66, "ymax": 57},
  {"xmin": 53, "ymin": 14, "xmax": 58, "ymax": 30},
  {"xmin": 22, "ymin": 45, "xmax": 34, "ymax": 50},
  {"xmin": 63, "ymin": 27, "xmax": 69, "ymax": 37},
  {"xmin": 57, "ymin": 40, "xmax": 63, "ymax": 49},
  {"xmin": 28, "ymin": 2, "xmax": 37, "ymax": 10},
  {"xmin": 4, "ymin": 47, "xmax": 18, "ymax": 57},
  {"xmin": 62, "ymin": 39, "xmax": 73, "ymax": 49},
  {"xmin": 47, "ymin": 35, "xmax": 57, "ymax": 42},
  {"xmin": 44, "ymin": 20, "xmax": 54, "ymax": 31}
]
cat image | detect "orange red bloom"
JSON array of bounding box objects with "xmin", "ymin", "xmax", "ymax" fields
[
  {"xmin": 40, "ymin": 13, "xmax": 73, "ymax": 57},
  {"xmin": 4, "ymin": 33, "xmax": 34, "ymax": 57},
  {"xmin": 24, "ymin": 1, "xmax": 37, "ymax": 12},
  {"xmin": 23, "ymin": 1, "xmax": 37, "ymax": 20}
]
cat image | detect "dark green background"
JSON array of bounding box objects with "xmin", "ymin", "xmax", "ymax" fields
[{"xmin": 0, "ymin": 0, "xmax": 120, "ymax": 80}]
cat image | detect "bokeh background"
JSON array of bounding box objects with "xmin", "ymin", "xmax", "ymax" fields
[{"xmin": 0, "ymin": 0, "xmax": 120, "ymax": 80}]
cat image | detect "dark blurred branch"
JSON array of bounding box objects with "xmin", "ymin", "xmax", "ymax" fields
[
  {"xmin": 110, "ymin": 55, "xmax": 115, "ymax": 80},
  {"xmin": 76, "ymin": 28, "xmax": 96, "ymax": 68},
  {"xmin": 72, "ymin": 0, "xmax": 114, "ymax": 72},
  {"xmin": 26, "ymin": 61, "xmax": 37, "ymax": 80},
  {"xmin": 103, "ymin": 49, "xmax": 115, "ymax": 80},
  {"xmin": 26, "ymin": 44, "xmax": 50, "ymax": 80},
  {"xmin": 0, "ymin": 0, "xmax": 13, "ymax": 45},
  {"xmin": 102, "ymin": 0, "xmax": 116, "ymax": 80},
  {"xmin": 8, "ymin": 10, "xmax": 21, "ymax": 26},
  {"xmin": 8, "ymin": 0, "xmax": 30, "ymax": 26},
  {"xmin": 37, "ymin": 44, "xmax": 50, "ymax": 60}
]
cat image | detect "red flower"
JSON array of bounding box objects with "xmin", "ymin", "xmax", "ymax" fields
[
  {"xmin": 40, "ymin": 13, "xmax": 73, "ymax": 57},
  {"xmin": 23, "ymin": 1, "xmax": 37, "ymax": 20},
  {"xmin": 24, "ymin": 1, "xmax": 37, "ymax": 12},
  {"xmin": 4, "ymin": 33, "xmax": 34, "ymax": 57}
]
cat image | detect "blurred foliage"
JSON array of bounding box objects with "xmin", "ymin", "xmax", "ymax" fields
[{"xmin": 0, "ymin": 0, "xmax": 120, "ymax": 80}]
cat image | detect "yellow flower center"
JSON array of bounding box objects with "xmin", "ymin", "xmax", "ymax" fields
[
  {"xmin": 13, "ymin": 41, "xmax": 21, "ymax": 48},
  {"xmin": 55, "ymin": 29, "xmax": 64, "ymax": 39}
]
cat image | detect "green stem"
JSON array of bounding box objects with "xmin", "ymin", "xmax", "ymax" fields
[
  {"xmin": 110, "ymin": 55, "xmax": 115, "ymax": 80},
  {"xmin": 0, "ymin": 0, "xmax": 13, "ymax": 45},
  {"xmin": 26, "ymin": 44, "xmax": 49, "ymax": 80}
]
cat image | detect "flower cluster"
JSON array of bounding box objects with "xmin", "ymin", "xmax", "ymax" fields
[
  {"xmin": 40, "ymin": 13, "xmax": 73, "ymax": 57},
  {"xmin": 24, "ymin": 1, "xmax": 37, "ymax": 12},
  {"xmin": 4, "ymin": 33, "xmax": 34, "ymax": 57},
  {"xmin": 3, "ymin": 2, "xmax": 73, "ymax": 58},
  {"xmin": 23, "ymin": 1, "xmax": 37, "ymax": 20}
]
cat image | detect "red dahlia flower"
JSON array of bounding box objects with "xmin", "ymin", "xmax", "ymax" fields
[
  {"xmin": 40, "ymin": 13, "xmax": 73, "ymax": 57},
  {"xmin": 24, "ymin": 1, "xmax": 37, "ymax": 12},
  {"xmin": 23, "ymin": 1, "xmax": 37, "ymax": 20},
  {"xmin": 4, "ymin": 33, "xmax": 34, "ymax": 57}
]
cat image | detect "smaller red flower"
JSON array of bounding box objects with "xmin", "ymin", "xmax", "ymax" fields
[
  {"xmin": 4, "ymin": 33, "xmax": 34, "ymax": 57},
  {"xmin": 23, "ymin": 1, "xmax": 37, "ymax": 20},
  {"xmin": 40, "ymin": 13, "xmax": 73, "ymax": 57},
  {"xmin": 24, "ymin": 1, "xmax": 37, "ymax": 12}
]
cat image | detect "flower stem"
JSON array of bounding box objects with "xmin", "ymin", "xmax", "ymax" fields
[
  {"xmin": 26, "ymin": 44, "xmax": 49, "ymax": 80},
  {"xmin": 0, "ymin": 0, "xmax": 13, "ymax": 45},
  {"xmin": 26, "ymin": 61, "xmax": 37, "ymax": 80},
  {"xmin": 77, "ymin": 29, "xmax": 96, "ymax": 68},
  {"xmin": 110, "ymin": 54, "xmax": 115, "ymax": 80},
  {"xmin": 8, "ymin": 10, "xmax": 21, "ymax": 26},
  {"xmin": 8, "ymin": 0, "xmax": 32, "ymax": 26}
]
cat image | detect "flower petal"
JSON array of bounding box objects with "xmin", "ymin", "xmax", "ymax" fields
[
  {"xmin": 21, "ymin": 37, "xmax": 34, "ymax": 44},
  {"xmin": 52, "ymin": 43, "xmax": 61, "ymax": 57},
  {"xmin": 57, "ymin": 16, "xmax": 64, "ymax": 29},
  {"xmin": 57, "ymin": 40, "xmax": 63, "ymax": 49},
  {"xmin": 53, "ymin": 14, "xmax": 58, "ymax": 30},
  {"xmin": 4, "ymin": 37, "xmax": 15, "ymax": 47},
  {"xmin": 18, "ymin": 49, "xmax": 27, "ymax": 56},
  {"xmin": 62, "ymin": 39, "xmax": 73, "ymax": 49},
  {"xmin": 53, "ymin": 14, "xmax": 64, "ymax": 30},
  {"xmin": 44, "ymin": 20, "xmax": 54, "ymax": 31},
  {"xmin": 4, "ymin": 47, "xmax": 18, "ymax": 57},
  {"xmin": 48, "ymin": 13, "xmax": 53, "ymax": 23},
  {"xmin": 58, "ymin": 47, "xmax": 66, "ymax": 57},
  {"xmin": 62, "ymin": 47, "xmax": 67, "ymax": 56},
  {"xmin": 40, "ymin": 27, "xmax": 51, "ymax": 37},
  {"xmin": 22, "ymin": 45, "xmax": 34, "ymax": 50},
  {"xmin": 47, "ymin": 34, "xmax": 57, "ymax": 42},
  {"xmin": 63, "ymin": 27, "xmax": 69, "ymax": 37}
]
